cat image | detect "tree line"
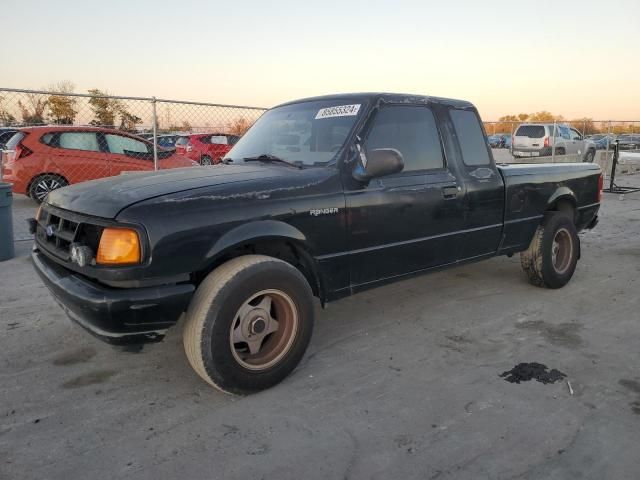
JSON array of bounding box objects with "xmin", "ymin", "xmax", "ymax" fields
[
  {"xmin": 0, "ymin": 82, "xmax": 254, "ymax": 135},
  {"xmin": 0, "ymin": 81, "xmax": 143, "ymax": 131},
  {"xmin": 484, "ymin": 111, "xmax": 639, "ymax": 135}
]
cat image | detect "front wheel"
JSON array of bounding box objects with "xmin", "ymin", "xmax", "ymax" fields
[
  {"xmin": 183, "ymin": 255, "xmax": 315, "ymax": 395},
  {"xmin": 200, "ymin": 155, "xmax": 213, "ymax": 166},
  {"xmin": 520, "ymin": 213, "xmax": 580, "ymax": 289}
]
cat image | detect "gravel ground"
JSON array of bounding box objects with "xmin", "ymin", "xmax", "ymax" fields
[{"xmin": 1, "ymin": 186, "xmax": 640, "ymax": 479}]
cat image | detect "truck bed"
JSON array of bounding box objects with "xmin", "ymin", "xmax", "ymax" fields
[{"xmin": 497, "ymin": 162, "xmax": 601, "ymax": 254}]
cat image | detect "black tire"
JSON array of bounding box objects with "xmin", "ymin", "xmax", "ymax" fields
[
  {"xmin": 200, "ymin": 155, "xmax": 212, "ymax": 166},
  {"xmin": 584, "ymin": 149, "xmax": 595, "ymax": 163},
  {"xmin": 183, "ymin": 255, "xmax": 315, "ymax": 395},
  {"xmin": 28, "ymin": 174, "xmax": 68, "ymax": 203},
  {"xmin": 520, "ymin": 213, "xmax": 580, "ymax": 289},
  {"xmin": 555, "ymin": 147, "xmax": 566, "ymax": 156}
]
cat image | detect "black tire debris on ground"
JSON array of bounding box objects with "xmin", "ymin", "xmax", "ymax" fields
[{"xmin": 500, "ymin": 362, "xmax": 567, "ymax": 384}]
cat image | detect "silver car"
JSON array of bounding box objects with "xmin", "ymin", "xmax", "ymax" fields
[{"xmin": 512, "ymin": 123, "xmax": 596, "ymax": 162}]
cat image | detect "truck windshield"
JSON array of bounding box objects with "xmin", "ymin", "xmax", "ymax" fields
[{"xmin": 225, "ymin": 99, "xmax": 366, "ymax": 166}]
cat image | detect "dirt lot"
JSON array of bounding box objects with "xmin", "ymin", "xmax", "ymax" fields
[{"xmin": 2, "ymin": 186, "xmax": 640, "ymax": 480}]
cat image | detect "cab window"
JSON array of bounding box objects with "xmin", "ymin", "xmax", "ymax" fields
[
  {"xmin": 364, "ymin": 105, "xmax": 444, "ymax": 172},
  {"xmin": 449, "ymin": 109, "xmax": 491, "ymax": 166}
]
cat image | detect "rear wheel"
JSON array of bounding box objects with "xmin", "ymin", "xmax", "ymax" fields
[
  {"xmin": 28, "ymin": 174, "xmax": 68, "ymax": 203},
  {"xmin": 200, "ymin": 155, "xmax": 213, "ymax": 166},
  {"xmin": 554, "ymin": 147, "xmax": 566, "ymax": 156},
  {"xmin": 520, "ymin": 212, "xmax": 580, "ymax": 289},
  {"xmin": 584, "ymin": 149, "xmax": 595, "ymax": 163},
  {"xmin": 183, "ymin": 255, "xmax": 315, "ymax": 395}
]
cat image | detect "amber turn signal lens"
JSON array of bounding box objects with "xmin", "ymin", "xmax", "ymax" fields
[{"xmin": 96, "ymin": 228, "xmax": 141, "ymax": 265}]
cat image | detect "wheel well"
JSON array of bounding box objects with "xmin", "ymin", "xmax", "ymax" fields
[
  {"xmin": 27, "ymin": 173, "xmax": 69, "ymax": 194},
  {"xmin": 194, "ymin": 239, "xmax": 322, "ymax": 300},
  {"xmin": 547, "ymin": 197, "xmax": 576, "ymax": 223}
]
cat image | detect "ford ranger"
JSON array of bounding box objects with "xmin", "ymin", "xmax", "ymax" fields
[{"xmin": 30, "ymin": 93, "xmax": 602, "ymax": 394}]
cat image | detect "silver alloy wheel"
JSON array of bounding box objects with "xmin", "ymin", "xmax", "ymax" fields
[
  {"xmin": 551, "ymin": 227, "xmax": 573, "ymax": 274},
  {"xmin": 229, "ymin": 289, "xmax": 299, "ymax": 371},
  {"xmin": 201, "ymin": 156, "xmax": 212, "ymax": 165},
  {"xmin": 33, "ymin": 177, "xmax": 63, "ymax": 202}
]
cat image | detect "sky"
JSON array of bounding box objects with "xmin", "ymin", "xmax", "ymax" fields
[{"xmin": 1, "ymin": 0, "xmax": 639, "ymax": 120}]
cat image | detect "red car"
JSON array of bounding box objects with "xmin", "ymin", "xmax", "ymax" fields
[
  {"xmin": 175, "ymin": 133, "xmax": 240, "ymax": 165},
  {"xmin": 2, "ymin": 126, "xmax": 198, "ymax": 202}
]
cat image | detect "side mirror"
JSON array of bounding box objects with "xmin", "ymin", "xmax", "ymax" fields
[{"xmin": 353, "ymin": 148, "xmax": 404, "ymax": 181}]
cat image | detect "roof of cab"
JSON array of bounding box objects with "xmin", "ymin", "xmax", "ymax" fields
[{"xmin": 274, "ymin": 92, "xmax": 475, "ymax": 109}]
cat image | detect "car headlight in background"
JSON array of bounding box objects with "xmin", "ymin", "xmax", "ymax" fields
[{"xmin": 96, "ymin": 228, "xmax": 141, "ymax": 265}]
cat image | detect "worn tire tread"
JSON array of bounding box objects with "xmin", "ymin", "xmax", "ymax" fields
[
  {"xmin": 520, "ymin": 223, "xmax": 546, "ymax": 287},
  {"xmin": 183, "ymin": 255, "xmax": 282, "ymax": 394}
]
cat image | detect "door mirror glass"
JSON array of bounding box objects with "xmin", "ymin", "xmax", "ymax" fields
[{"xmin": 353, "ymin": 148, "xmax": 404, "ymax": 181}]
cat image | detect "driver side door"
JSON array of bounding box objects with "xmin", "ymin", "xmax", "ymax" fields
[{"xmin": 344, "ymin": 104, "xmax": 465, "ymax": 289}]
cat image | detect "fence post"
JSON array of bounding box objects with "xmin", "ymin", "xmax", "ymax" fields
[
  {"xmin": 151, "ymin": 96, "xmax": 158, "ymax": 171},
  {"xmin": 551, "ymin": 120, "xmax": 556, "ymax": 163}
]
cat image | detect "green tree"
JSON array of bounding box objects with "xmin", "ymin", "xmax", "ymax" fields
[
  {"xmin": 47, "ymin": 81, "xmax": 77, "ymax": 124},
  {"xmin": 88, "ymin": 88, "xmax": 119, "ymax": 127},
  {"xmin": 118, "ymin": 109, "xmax": 142, "ymax": 131}
]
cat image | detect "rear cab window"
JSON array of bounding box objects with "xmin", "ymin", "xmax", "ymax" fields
[{"xmin": 449, "ymin": 109, "xmax": 491, "ymax": 166}]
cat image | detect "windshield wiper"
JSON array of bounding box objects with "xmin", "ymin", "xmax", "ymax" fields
[{"xmin": 243, "ymin": 154, "xmax": 303, "ymax": 169}]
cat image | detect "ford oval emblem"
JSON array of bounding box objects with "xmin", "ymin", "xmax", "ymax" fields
[{"xmin": 46, "ymin": 225, "xmax": 55, "ymax": 237}]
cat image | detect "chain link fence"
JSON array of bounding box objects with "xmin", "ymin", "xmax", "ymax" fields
[
  {"xmin": 483, "ymin": 120, "xmax": 640, "ymax": 177},
  {"xmin": 0, "ymin": 87, "xmax": 266, "ymax": 200},
  {"xmin": 2, "ymin": 86, "xmax": 639, "ymax": 201}
]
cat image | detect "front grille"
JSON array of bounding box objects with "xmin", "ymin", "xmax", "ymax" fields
[{"xmin": 36, "ymin": 205, "xmax": 103, "ymax": 262}]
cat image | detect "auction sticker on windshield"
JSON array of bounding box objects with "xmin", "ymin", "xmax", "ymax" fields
[{"xmin": 315, "ymin": 104, "xmax": 361, "ymax": 119}]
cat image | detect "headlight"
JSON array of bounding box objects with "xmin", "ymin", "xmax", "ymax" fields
[
  {"xmin": 96, "ymin": 228, "xmax": 141, "ymax": 265},
  {"xmin": 70, "ymin": 243, "xmax": 94, "ymax": 267}
]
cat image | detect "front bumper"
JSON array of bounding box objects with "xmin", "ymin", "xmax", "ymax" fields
[{"xmin": 32, "ymin": 248, "xmax": 195, "ymax": 344}]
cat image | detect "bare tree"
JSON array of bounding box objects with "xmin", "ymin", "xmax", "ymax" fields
[{"xmin": 18, "ymin": 92, "xmax": 48, "ymax": 125}]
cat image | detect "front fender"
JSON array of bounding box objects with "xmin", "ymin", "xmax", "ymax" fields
[{"xmin": 206, "ymin": 220, "xmax": 308, "ymax": 261}]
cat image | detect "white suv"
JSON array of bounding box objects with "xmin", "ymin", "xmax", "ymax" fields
[{"xmin": 512, "ymin": 124, "xmax": 596, "ymax": 162}]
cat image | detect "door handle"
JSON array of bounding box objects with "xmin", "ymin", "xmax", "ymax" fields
[{"xmin": 442, "ymin": 186, "xmax": 459, "ymax": 199}]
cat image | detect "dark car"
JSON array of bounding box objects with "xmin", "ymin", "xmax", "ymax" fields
[
  {"xmin": 615, "ymin": 134, "xmax": 640, "ymax": 151},
  {"xmin": 155, "ymin": 134, "xmax": 180, "ymax": 149},
  {"xmin": 31, "ymin": 93, "xmax": 602, "ymax": 394},
  {"xmin": 487, "ymin": 135, "xmax": 502, "ymax": 148},
  {"xmin": 494, "ymin": 133, "xmax": 511, "ymax": 148}
]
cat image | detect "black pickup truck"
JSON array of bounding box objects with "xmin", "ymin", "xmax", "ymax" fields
[{"xmin": 31, "ymin": 93, "xmax": 602, "ymax": 394}]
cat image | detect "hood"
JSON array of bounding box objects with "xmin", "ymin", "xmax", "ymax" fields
[{"xmin": 46, "ymin": 165, "xmax": 284, "ymax": 218}]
